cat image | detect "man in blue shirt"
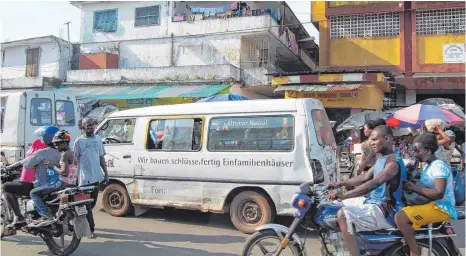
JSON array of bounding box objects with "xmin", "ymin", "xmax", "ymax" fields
[{"xmin": 73, "ymin": 117, "xmax": 108, "ymax": 238}]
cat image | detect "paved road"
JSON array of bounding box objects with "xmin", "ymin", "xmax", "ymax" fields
[{"xmin": 1, "ymin": 200, "xmax": 465, "ymax": 256}]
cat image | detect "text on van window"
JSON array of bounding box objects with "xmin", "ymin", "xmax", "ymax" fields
[{"xmin": 208, "ymin": 116, "xmax": 294, "ymax": 152}]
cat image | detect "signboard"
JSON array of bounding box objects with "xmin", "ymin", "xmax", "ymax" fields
[
  {"xmin": 298, "ymin": 91, "xmax": 359, "ymax": 99},
  {"xmin": 126, "ymin": 98, "xmax": 152, "ymax": 106},
  {"xmin": 443, "ymin": 44, "xmax": 465, "ymax": 64}
]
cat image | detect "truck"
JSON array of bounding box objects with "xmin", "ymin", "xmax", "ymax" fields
[{"xmin": 0, "ymin": 90, "xmax": 81, "ymax": 164}]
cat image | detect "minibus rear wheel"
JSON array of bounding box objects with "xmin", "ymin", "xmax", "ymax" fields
[
  {"xmin": 102, "ymin": 183, "xmax": 132, "ymax": 217},
  {"xmin": 230, "ymin": 191, "xmax": 274, "ymax": 234}
]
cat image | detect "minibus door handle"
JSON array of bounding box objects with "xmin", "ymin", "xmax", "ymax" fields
[{"xmin": 123, "ymin": 155, "xmax": 131, "ymax": 159}]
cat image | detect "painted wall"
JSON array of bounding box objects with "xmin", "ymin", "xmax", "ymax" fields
[
  {"xmin": 1, "ymin": 42, "xmax": 70, "ymax": 80},
  {"xmin": 416, "ymin": 34, "xmax": 466, "ymax": 64},
  {"xmin": 79, "ymin": 1, "xmax": 276, "ymax": 43},
  {"xmin": 329, "ymin": 37, "xmax": 401, "ymax": 66}
]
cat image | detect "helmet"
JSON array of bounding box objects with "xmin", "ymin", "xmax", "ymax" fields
[
  {"xmin": 52, "ymin": 130, "xmax": 71, "ymax": 143},
  {"xmin": 42, "ymin": 126, "xmax": 60, "ymax": 145}
]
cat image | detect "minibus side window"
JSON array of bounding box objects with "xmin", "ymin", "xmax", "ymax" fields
[
  {"xmin": 0, "ymin": 97, "xmax": 6, "ymax": 133},
  {"xmin": 207, "ymin": 116, "xmax": 294, "ymax": 152},
  {"xmin": 55, "ymin": 100, "xmax": 75, "ymax": 126},
  {"xmin": 146, "ymin": 118, "xmax": 203, "ymax": 151},
  {"xmin": 30, "ymin": 98, "xmax": 52, "ymax": 126},
  {"xmin": 96, "ymin": 118, "xmax": 136, "ymax": 144}
]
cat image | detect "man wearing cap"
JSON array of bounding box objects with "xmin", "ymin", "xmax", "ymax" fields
[{"xmin": 443, "ymin": 130, "xmax": 461, "ymax": 166}]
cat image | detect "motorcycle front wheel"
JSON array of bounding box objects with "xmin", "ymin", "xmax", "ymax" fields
[{"xmin": 241, "ymin": 229, "xmax": 303, "ymax": 256}]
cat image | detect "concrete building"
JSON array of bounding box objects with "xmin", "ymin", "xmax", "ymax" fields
[
  {"xmin": 1, "ymin": 36, "xmax": 72, "ymax": 92},
  {"xmin": 60, "ymin": 1, "xmax": 319, "ymax": 108},
  {"xmin": 311, "ymin": 1, "xmax": 465, "ymax": 108}
]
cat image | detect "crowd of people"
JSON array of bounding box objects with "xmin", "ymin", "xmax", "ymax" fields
[
  {"xmin": 2, "ymin": 117, "xmax": 108, "ymax": 238},
  {"xmin": 331, "ymin": 120, "xmax": 464, "ymax": 256}
]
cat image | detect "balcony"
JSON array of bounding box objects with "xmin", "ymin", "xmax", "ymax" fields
[
  {"xmin": 170, "ymin": 14, "xmax": 276, "ymax": 37},
  {"xmin": 65, "ymin": 64, "xmax": 240, "ymax": 85}
]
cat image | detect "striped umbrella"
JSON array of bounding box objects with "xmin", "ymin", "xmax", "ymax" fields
[{"xmin": 386, "ymin": 104, "xmax": 464, "ymax": 128}]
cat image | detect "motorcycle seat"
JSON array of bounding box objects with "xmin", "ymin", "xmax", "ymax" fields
[{"xmin": 359, "ymin": 222, "xmax": 446, "ymax": 235}]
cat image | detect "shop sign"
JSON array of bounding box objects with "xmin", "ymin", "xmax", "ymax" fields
[
  {"xmin": 443, "ymin": 44, "xmax": 465, "ymax": 63},
  {"xmin": 126, "ymin": 98, "xmax": 152, "ymax": 106},
  {"xmin": 299, "ymin": 91, "xmax": 359, "ymax": 99}
]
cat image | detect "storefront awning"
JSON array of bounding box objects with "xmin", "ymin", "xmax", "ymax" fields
[
  {"xmin": 274, "ymin": 84, "xmax": 362, "ymax": 92},
  {"xmin": 54, "ymin": 84, "xmax": 231, "ymax": 99}
]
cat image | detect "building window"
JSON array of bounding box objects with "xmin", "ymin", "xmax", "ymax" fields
[
  {"xmin": 416, "ymin": 8, "xmax": 465, "ymax": 35},
  {"xmin": 207, "ymin": 116, "xmax": 294, "ymax": 152},
  {"xmin": 330, "ymin": 12, "xmax": 400, "ymax": 39},
  {"xmin": 241, "ymin": 37, "xmax": 269, "ymax": 69},
  {"xmin": 25, "ymin": 48, "xmax": 40, "ymax": 77},
  {"xmin": 30, "ymin": 98, "xmax": 52, "ymax": 126},
  {"xmin": 55, "ymin": 100, "xmax": 75, "ymax": 126},
  {"xmin": 94, "ymin": 9, "xmax": 118, "ymax": 32},
  {"xmin": 97, "ymin": 118, "xmax": 136, "ymax": 144},
  {"xmin": 146, "ymin": 118, "xmax": 203, "ymax": 151},
  {"xmin": 135, "ymin": 6, "xmax": 160, "ymax": 27}
]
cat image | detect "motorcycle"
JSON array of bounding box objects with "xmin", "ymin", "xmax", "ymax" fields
[
  {"xmin": 242, "ymin": 181, "xmax": 465, "ymax": 256},
  {"xmin": 1, "ymin": 164, "xmax": 95, "ymax": 255}
]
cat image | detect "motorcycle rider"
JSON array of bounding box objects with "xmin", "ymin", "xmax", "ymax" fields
[
  {"xmin": 46, "ymin": 130, "xmax": 77, "ymax": 185},
  {"xmin": 30, "ymin": 130, "xmax": 77, "ymax": 227},
  {"xmin": 3, "ymin": 126, "xmax": 60, "ymax": 228},
  {"xmin": 394, "ymin": 133, "xmax": 457, "ymax": 256},
  {"xmin": 329, "ymin": 125, "xmax": 406, "ymax": 256},
  {"xmin": 357, "ymin": 119, "xmax": 386, "ymax": 175}
]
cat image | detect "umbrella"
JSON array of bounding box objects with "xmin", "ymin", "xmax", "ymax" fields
[
  {"xmin": 196, "ymin": 93, "xmax": 248, "ymax": 102},
  {"xmin": 418, "ymin": 98, "xmax": 465, "ymax": 118},
  {"xmin": 336, "ymin": 111, "xmax": 387, "ymax": 132},
  {"xmin": 386, "ymin": 104, "xmax": 464, "ymax": 128}
]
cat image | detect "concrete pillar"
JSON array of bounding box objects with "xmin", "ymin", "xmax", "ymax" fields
[{"xmin": 406, "ymin": 90, "xmax": 417, "ymax": 105}]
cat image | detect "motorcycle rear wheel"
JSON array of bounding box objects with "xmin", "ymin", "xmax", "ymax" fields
[
  {"xmin": 42, "ymin": 224, "xmax": 81, "ymax": 256},
  {"xmin": 382, "ymin": 240, "xmax": 446, "ymax": 256},
  {"xmin": 241, "ymin": 229, "xmax": 303, "ymax": 256}
]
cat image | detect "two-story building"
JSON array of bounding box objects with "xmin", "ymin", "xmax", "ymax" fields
[
  {"xmin": 1, "ymin": 35, "xmax": 72, "ymax": 92},
  {"xmin": 311, "ymin": 1, "xmax": 465, "ymax": 108},
  {"xmin": 59, "ymin": 1, "xmax": 319, "ymax": 108}
]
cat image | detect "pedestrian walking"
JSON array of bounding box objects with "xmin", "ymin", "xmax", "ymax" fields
[{"xmin": 73, "ymin": 117, "xmax": 109, "ymax": 238}]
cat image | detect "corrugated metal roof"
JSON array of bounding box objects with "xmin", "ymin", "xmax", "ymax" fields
[
  {"xmin": 274, "ymin": 84, "xmax": 362, "ymax": 92},
  {"xmin": 54, "ymin": 84, "xmax": 231, "ymax": 99}
]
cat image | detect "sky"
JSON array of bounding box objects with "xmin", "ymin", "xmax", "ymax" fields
[{"xmin": 0, "ymin": 1, "xmax": 319, "ymax": 44}]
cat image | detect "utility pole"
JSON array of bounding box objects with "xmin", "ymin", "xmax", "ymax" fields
[{"xmin": 64, "ymin": 22, "xmax": 71, "ymax": 42}]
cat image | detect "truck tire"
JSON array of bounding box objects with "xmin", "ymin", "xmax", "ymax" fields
[
  {"xmin": 102, "ymin": 184, "xmax": 132, "ymax": 217},
  {"xmin": 230, "ymin": 191, "xmax": 274, "ymax": 234}
]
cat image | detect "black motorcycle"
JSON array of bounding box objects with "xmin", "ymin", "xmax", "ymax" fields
[{"xmin": 1, "ymin": 164, "xmax": 95, "ymax": 255}]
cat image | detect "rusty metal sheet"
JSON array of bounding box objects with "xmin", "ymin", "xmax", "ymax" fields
[{"xmin": 274, "ymin": 84, "xmax": 362, "ymax": 92}]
